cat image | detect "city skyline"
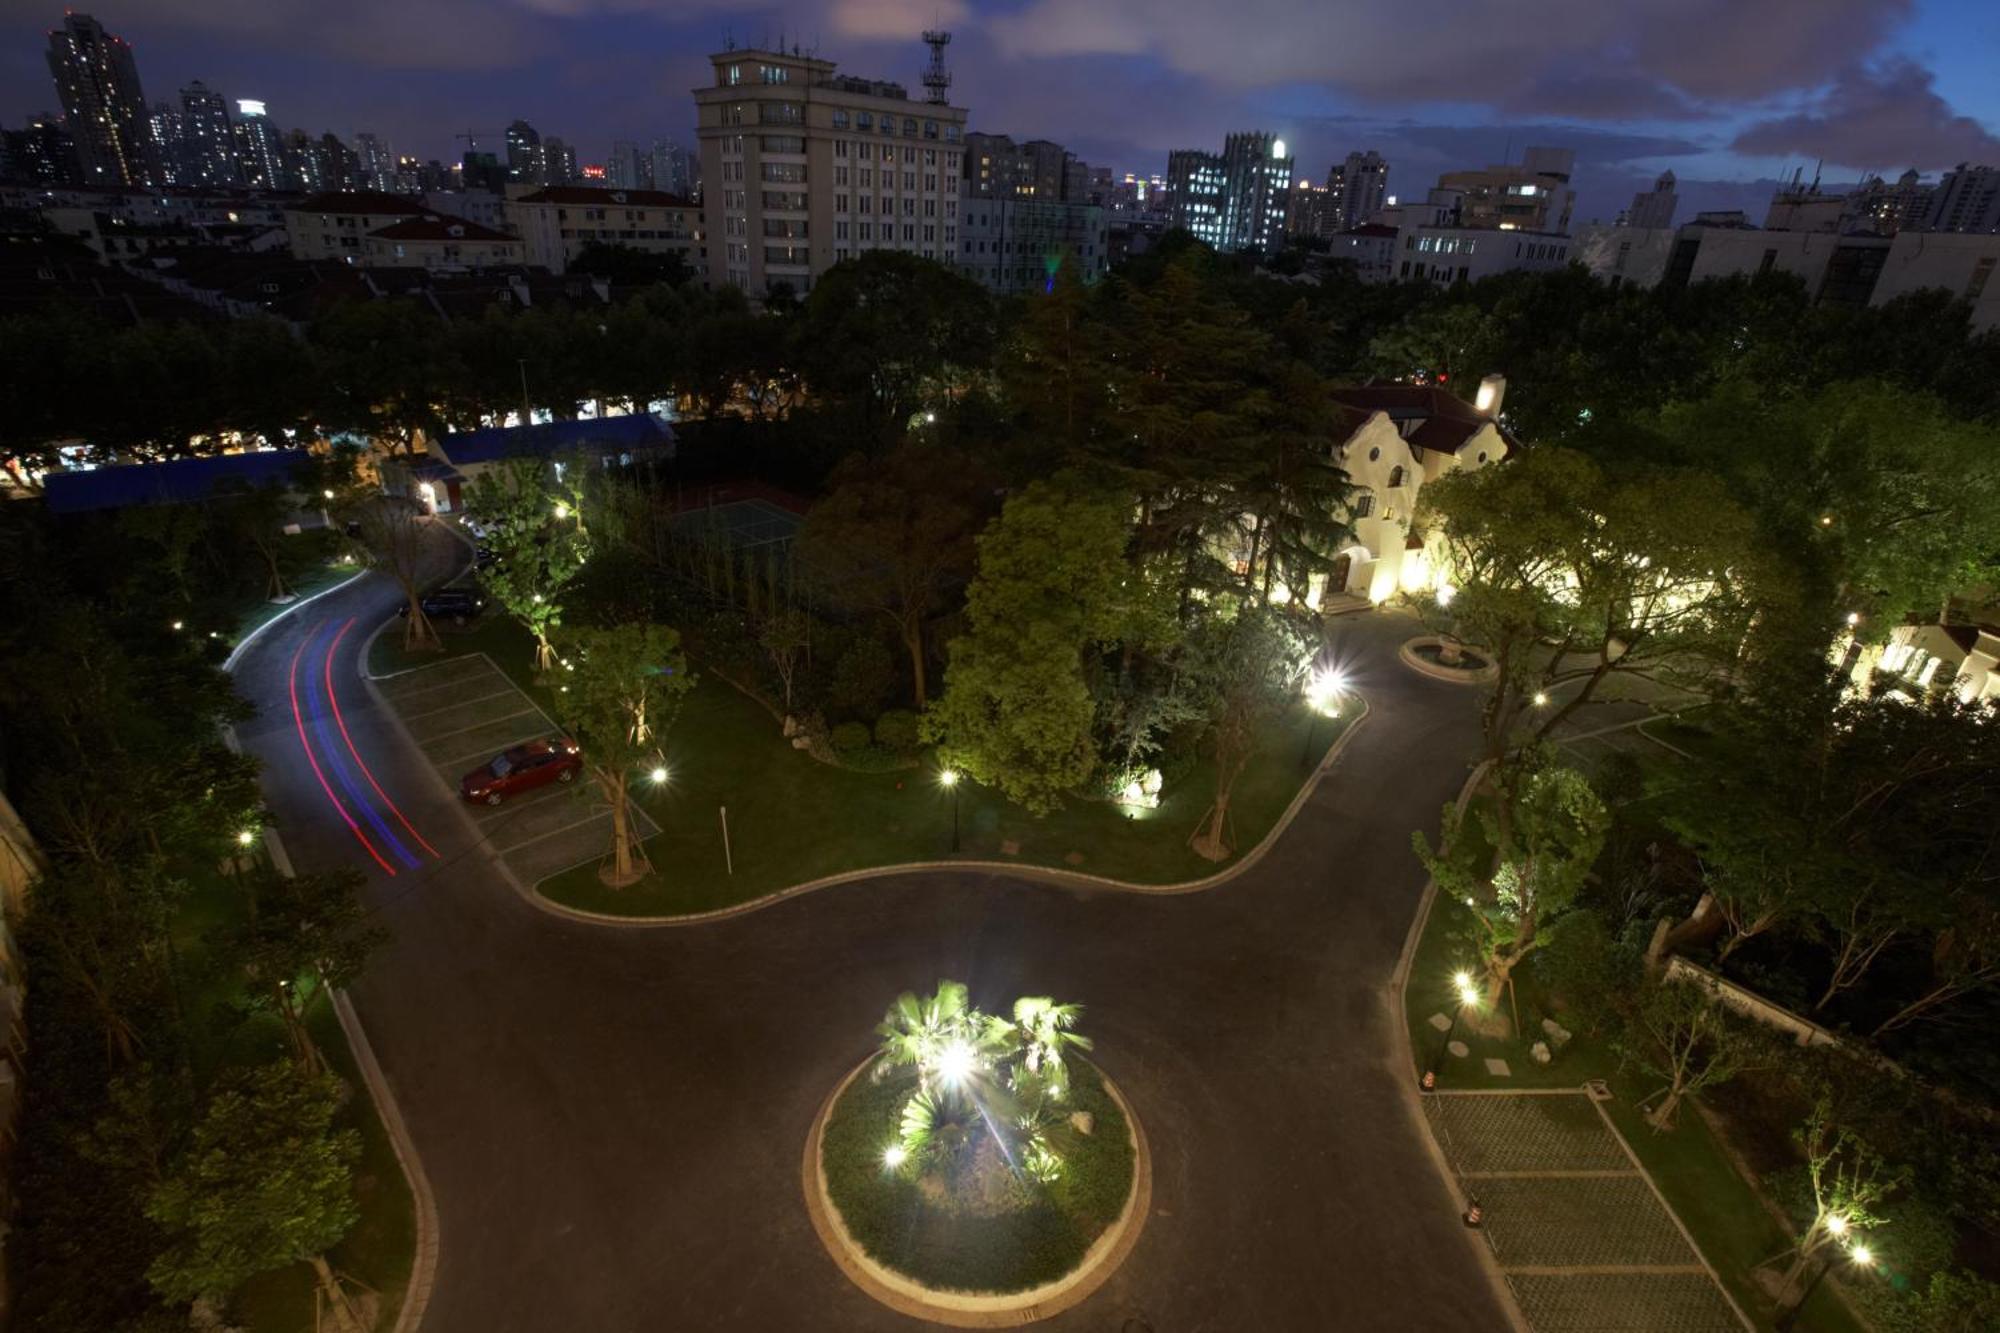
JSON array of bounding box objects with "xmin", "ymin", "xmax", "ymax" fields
[{"xmin": 1, "ymin": 1, "xmax": 1996, "ymax": 224}]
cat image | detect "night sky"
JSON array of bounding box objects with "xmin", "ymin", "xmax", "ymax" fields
[{"xmin": 3, "ymin": 0, "xmax": 1997, "ymax": 223}]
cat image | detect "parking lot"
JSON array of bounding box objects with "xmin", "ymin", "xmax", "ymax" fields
[
  {"xmin": 1425, "ymin": 1090, "xmax": 1748, "ymax": 1333},
  {"xmin": 374, "ymin": 652, "xmax": 659, "ymax": 886}
]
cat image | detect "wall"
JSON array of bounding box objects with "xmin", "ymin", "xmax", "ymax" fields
[
  {"xmin": 1870, "ymin": 230, "xmax": 2000, "ymax": 331},
  {"xmin": 1572, "ymin": 223, "xmax": 1677, "ymax": 288},
  {"xmin": 1663, "ymin": 956, "xmax": 1842, "ymax": 1048}
]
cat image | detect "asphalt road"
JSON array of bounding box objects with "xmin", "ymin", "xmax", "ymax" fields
[{"xmin": 231, "ymin": 520, "xmax": 1511, "ymax": 1332}]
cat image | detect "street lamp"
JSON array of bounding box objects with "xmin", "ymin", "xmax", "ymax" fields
[
  {"xmin": 1421, "ymin": 970, "xmax": 1482, "ymax": 1092},
  {"xmin": 1777, "ymin": 1239, "xmax": 1875, "ymax": 1331},
  {"xmin": 940, "ymin": 768, "xmax": 964, "ymax": 852},
  {"xmin": 648, "ymin": 765, "xmax": 669, "ymax": 785},
  {"xmin": 236, "ymin": 829, "xmax": 257, "ymax": 848}
]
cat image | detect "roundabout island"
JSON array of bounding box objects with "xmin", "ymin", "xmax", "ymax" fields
[{"xmin": 805, "ymin": 983, "xmax": 1148, "ymax": 1326}]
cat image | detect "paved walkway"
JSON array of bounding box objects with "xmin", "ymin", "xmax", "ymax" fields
[{"xmin": 1425, "ymin": 1091, "xmax": 1748, "ymax": 1333}]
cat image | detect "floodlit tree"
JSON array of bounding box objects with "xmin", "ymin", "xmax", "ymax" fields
[
  {"xmin": 233, "ymin": 868, "xmax": 385, "ymax": 1076},
  {"xmin": 146, "ymin": 1064, "xmax": 364, "ymax": 1331},
  {"xmin": 216, "ymin": 481, "xmax": 297, "ymax": 603},
  {"xmin": 1416, "ymin": 755, "xmax": 1608, "ymax": 1011},
  {"xmin": 351, "ymin": 495, "xmax": 440, "ymax": 653},
  {"xmin": 552, "ymin": 622, "xmax": 695, "ymax": 887},
  {"xmin": 1771, "ymin": 1101, "xmax": 1904, "ymax": 1315},
  {"xmin": 1186, "ymin": 606, "xmax": 1309, "ymax": 861},
  {"xmin": 798, "ymin": 442, "xmax": 994, "ymax": 708},
  {"xmin": 756, "ymin": 608, "xmax": 811, "ymax": 716},
  {"xmin": 1620, "ymin": 978, "xmax": 1763, "ymax": 1131},
  {"xmin": 1417, "ymin": 446, "xmax": 1766, "ymax": 838},
  {"xmin": 466, "ymin": 455, "xmax": 593, "ymax": 674},
  {"xmin": 1365, "ymin": 301, "xmax": 1499, "ymax": 387},
  {"xmin": 926, "ymin": 479, "xmax": 1133, "ymax": 814}
]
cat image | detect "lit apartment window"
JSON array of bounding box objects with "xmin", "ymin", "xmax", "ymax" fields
[
  {"xmin": 759, "ymin": 64, "xmax": 789, "ymax": 84},
  {"xmin": 724, "ymin": 64, "xmax": 742, "ymax": 86}
]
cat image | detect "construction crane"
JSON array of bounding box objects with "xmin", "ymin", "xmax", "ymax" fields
[{"xmin": 454, "ymin": 129, "xmax": 506, "ymax": 154}]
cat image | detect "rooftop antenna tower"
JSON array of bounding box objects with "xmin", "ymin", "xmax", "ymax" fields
[{"xmin": 922, "ymin": 29, "xmax": 952, "ymax": 104}]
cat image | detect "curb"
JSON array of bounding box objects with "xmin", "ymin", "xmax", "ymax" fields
[
  {"xmin": 1387, "ymin": 758, "xmax": 1529, "ymax": 1333},
  {"xmin": 334, "ymin": 991, "xmax": 442, "ymax": 1333},
  {"xmin": 520, "ymin": 698, "xmax": 1373, "ymax": 929},
  {"xmin": 801, "ymin": 1057, "xmax": 1150, "ymax": 1327},
  {"xmin": 222, "ymin": 567, "xmax": 372, "ymax": 672},
  {"xmin": 1397, "ymin": 636, "xmax": 1500, "ymax": 685}
]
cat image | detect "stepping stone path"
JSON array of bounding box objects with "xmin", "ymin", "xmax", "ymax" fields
[
  {"xmin": 1428, "ymin": 1012, "xmax": 1454, "ymax": 1032},
  {"xmin": 1484, "ymin": 1057, "xmax": 1513, "ymax": 1077},
  {"xmin": 1447, "ymin": 1040, "xmax": 1470, "ymax": 1057}
]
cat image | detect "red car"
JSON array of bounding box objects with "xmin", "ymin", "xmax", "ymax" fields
[{"xmin": 460, "ymin": 738, "xmax": 582, "ymax": 805}]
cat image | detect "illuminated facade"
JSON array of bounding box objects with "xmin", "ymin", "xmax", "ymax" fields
[
  {"xmin": 1166, "ymin": 132, "xmax": 1293, "ymax": 254},
  {"xmin": 45, "ymin": 12, "xmax": 160, "ymax": 187}
]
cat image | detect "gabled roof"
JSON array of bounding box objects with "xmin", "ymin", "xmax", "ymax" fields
[
  {"xmin": 42, "ymin": 449, "xmax": 310, "ymax": 514},
  {"xmin": 515, "ymin": 187, "xmax": 697, "ymax": 210},
  {"xmin": 434, "ymin": 413, "xmax": 675, "ymax": 466},
  {"xmin": 1329, "ymin": 385, "xmax": 1507, "ymax": 455},
  {"xmin": 289, "ymin": 190, "xmax": 427, "ymax": 216},
  {"xmin": 368, "ymin": 215, "xmax": 518, "ymax": 243}
]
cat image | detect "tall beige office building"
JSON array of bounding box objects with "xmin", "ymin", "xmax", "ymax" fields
[{"xmin": 693, "ymin": 45, "xmax": 969, "ymax": 297}]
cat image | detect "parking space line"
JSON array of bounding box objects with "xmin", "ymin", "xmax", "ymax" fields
[
  {"xmin": 491, "ymin": 808, "xmax": 610, "ymax": 855},
  {"xmin": 415, "ymin": 708, "xmax": 542, "ymax": 751},
  {"xmin": 397, "ymin": 684, "xmax": 517, "ymax": 722},
  {"xmin": 468, "ymin": 781, "xmax": 579, "ymax": 822}
]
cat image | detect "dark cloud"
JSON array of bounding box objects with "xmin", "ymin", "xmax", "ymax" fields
[
  {"xmin": 1731, "ymin": 59, "xmax": 2000, "ymax": 170},
  {"xmin": 992, "ymin": 0, "xmax": 1914, "ymax": 119}
]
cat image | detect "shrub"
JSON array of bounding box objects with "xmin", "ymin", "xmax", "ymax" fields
[
  {"xmin": 874, "ymin": 708, "xmax": 921, "ymax": 753},
  {"xmin": 841, "ymin": 744, "xmax": 909, "ymax": 773},
  {"xmin": 829, "ymin": 720, "xmax": 872, "ymax": 754},
  {"xmin": 828, "ymin": 635, "xmax": 896, "ymax": 717}
]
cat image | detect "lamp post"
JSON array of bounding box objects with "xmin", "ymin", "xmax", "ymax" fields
[
  {"xmin": 1300, "ymin": 666, "xmax": 1345, "ymax": 772},
  {"xmin": 940, "ymin": 768, "xmax": 961, "ymax": 854},
  {"xmin": 1776, "ymin": 1240, "xmax": 1874, "ymax": 1332},
  {"xmin": 1421, "ymin": 971, "xmax": 1482, "ymax": 1092}
]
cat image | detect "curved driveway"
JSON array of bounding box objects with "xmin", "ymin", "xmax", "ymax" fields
[{"xmin": 230, "ymin": 523, "xmax": 1510, "ymax": 1332}]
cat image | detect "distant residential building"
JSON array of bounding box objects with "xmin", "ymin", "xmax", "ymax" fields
[
  {"xmin": 1437, "ymin": 146, "xmax": 1575, "ymax": 233},
  {"xmin": 1850, "ymin": 170, "xmax": 1932, "ymax": 236},
  {"xmin": 147, "ymin": 103, "xmax": 185, "ymax": 184},
  {"xmin": 354, "ymin": 133, "xmax": 394, "ymax": 192},
  {"xmin": 1622, "ymin": 170, "xmax": 1676, "ymax": 229},
  {"xmin": 232, "ymin": 99, "xmax": 288, "ymax": 190},
  {"xmin": 46, "ymin": 11, "xmax": 160, "ymax": 186},
  {"xmin": 607, "ymin": 140, "xmax": 647, "ymax": 189},
  {"xmin": 1329, "ymin": 223, "xmax": 1398, "ymax": 281},
  {"xmin": 957, "ymin": 196, "xmax": 1107, "ymax": 293},
  {"xmin": 1396, "ymin": 223, "xmax": 1574, "ymax": 285},
  {"xmin": 1926, "ymin": 163, "xmax": 2000, "ymax": 234},
  {"xmin": 425, "ymin": 188, "xmax": 508, "ymax": 231},
  {"xmin": 178, "ymin": 82, "xmax": 238, "ymax": 188},
  {"xmin": 505, "ymin": 120, "xmax": 543, "ymax": 185},
  {"xmin": 508, "ymin": 185, "xmax": 701, "ymax": 275},
  {"xmin": 284, "ymin": 189, "xmax": 428, "ymax": 261},
  {"xmin": 1, "ymin": 113, "xmax": 80, "ymax": 185},
  {"xmin": 1167, "ymin": 131, "xmax": 1293, "ymax": 253},
  {"xmin": 460, "ymin": 151, "xmax": 508, "ymax": 193},
  {"xmin": 542, "ymin": 136, "xmax": 577, "ymax": 186},
  {"xmin": 650, "ymin": 139, "xmax": 695, "ymax": 198},
  {"xmin": 963, "ymin": 132, "xmax": 1086, "ymax": 202},
  {"xmin": 363, "ymin": 215, "xmax": 524, "ymax": 271},
  {"xmin": 693, "ymin": 42, "xmax": 968, "ymax": 296},
  {"xmin": 1334, "ymin": 150, "xmax": 1388, "ymax": 228},
  {"xmin": 1878, "ymin": 621, "xmax": 2000, "ymax": 705},
  {"xmin": 1285, "ymin": 179, "xmax": 1338, "ymax": 239}
]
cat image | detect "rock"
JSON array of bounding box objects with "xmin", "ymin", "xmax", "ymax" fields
[
  {"xmin": 1541, "ymin": 1018, "xmax": 1572, "ymax": 1047},
  {"xmin": 1531, "ymin": 1041, "xmax": 1552, "ymax": 1065},
  {"xmin": 1000, "ymin": 839, "xmax": 1021, "ymax": 856},
  {"xmin": 1446, "ymin": 1040, "xmax": 1469, "ymax": 1058},
  {"xmin": 1069, "ymin": 1111, "xmax": 1094, "ymax": 1136},
  {"xmin": 790, "ymin": 736, "xmax": 811, "ymax": 750}
]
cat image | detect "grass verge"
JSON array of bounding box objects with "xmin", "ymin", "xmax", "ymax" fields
[
  {"xmin": 821, "ymin": 1061, "xmax": 1133, "ymax": 1294},
  {"xmin": 370, "ymin": 616, "xmax": 1352, "ymax": 916}
]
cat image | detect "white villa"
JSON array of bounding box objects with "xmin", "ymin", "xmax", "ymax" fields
[
  {"xmin": 1877, "ymin": 621, "xmax": 2000, "ymax": 705},
  {"xmin": 1325, "ymin": 375, "xmax": 1514, "ymax": 604}
]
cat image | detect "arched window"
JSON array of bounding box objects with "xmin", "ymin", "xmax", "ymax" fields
[
  {"xmin": 1353, "ymin": 492, "xmax": 1375, "ymax": 519},
  {"xmin": 1387, "ymin": 465, "xmax": 1406, "ymax": 488}
]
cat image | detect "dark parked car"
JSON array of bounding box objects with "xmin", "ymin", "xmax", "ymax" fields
[
  {"xmin": 474, "ymin": 545, "xmax": 499, "ymax": 570},
  {"xmin": 398, "ymin": 588, "xmax": 485, "ymax": 624},
  {"xmin": 459, "ymin": 738, "xmax": 582, "ymax": 805}
]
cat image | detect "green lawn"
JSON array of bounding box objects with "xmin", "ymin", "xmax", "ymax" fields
[
  {"xmin": 1403, "ymin": 891, "xmax": 1865, "ymax": 1333},
  {"xmin": 176, "ymin": 869, "xmax": 416, "ymax": 1333},
  {"xmin": 369, "ymin": 614, "xmax": 1352, "ymax": 915}
]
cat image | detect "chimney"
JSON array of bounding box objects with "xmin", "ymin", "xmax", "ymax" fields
[{"xmin": 1474, "ymin": 373, "xmax": 1506, "ymax": 418}]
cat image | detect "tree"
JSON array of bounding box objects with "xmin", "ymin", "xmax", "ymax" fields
[
  {"xmin": 233, "ymin": 868, "xmax": 384, "ymax": 1075},
  {"xmin": 925, "ymin": 479, "xmax": 1132, "ymax": 814},
  {"xmin": 146, "ymin": 1064, "xmax": 364, "ymax": 1330},
  {"xmin": 756, "ymin": 608, "xmax": 811, "ymax": 716},
  {"xmin": 215, "ymin": 481, "xmax": 297, "ymax": 603},
  {"xmin": 1417, "ymin": 446, "xmax": 1767, "ymax": 844},
  {"xmin": 568, "ymin": 242, "xmax": 693, "ymax": 289},
  {"xmin": 1185, "ymin": 606, "xmax": 1307, "ymax": 861},
  {"xmin": 352, "ymin": 495, "xmax": 440, "ymax": 653},
  {"xmin": 1620, "ymin": 979, "xmax": 1763, "ymax": 1131},
  {"xmin": 1771, "ymin": 1100, "xmax": 1905, "ymax": 1315},
  {"xmin": 1416, "ymin": 755, "xmax": 1608, "ymax": 1011},
  {"xmin": 466, "ymin": 455, "xmax": 593, "ymax": 673},
  {"xmin": 1365, "ymin": 301, "xmax": 1499, "ymax": 387},
  {"xmin": 798, "ymin": 442, "xmax": 994, "ymax": 708},
  {"xmin": 551, "ymin": 622, "xmax": 695, "ymax": 886},
  {"xmin": 1868, "ymin": 1270, "xmax": 2000, "ymax": 1333},
  {"xmin": 799, "ymin": 251, "xmax": 994, "ymax": 432}
]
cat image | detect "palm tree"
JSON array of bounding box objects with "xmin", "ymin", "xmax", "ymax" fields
[
  {"xmin": 1008, "ymin": 996, "xmax": 1093, "ymax": 1094},
  {"xmin": 872, "ymin": 980, "xmax": 973, "ymax": 1090}
]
